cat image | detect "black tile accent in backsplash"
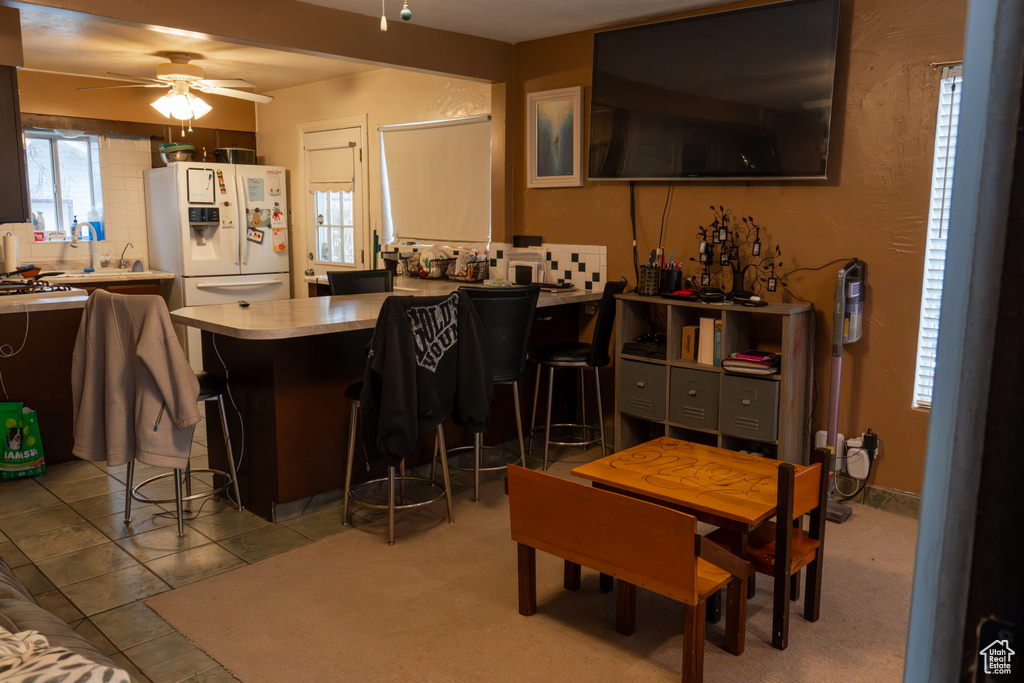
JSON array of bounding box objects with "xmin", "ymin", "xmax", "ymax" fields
[
  {"xmin": 546, "ymin": 252, "xmax": 551, "ymax": 260},
  {"xmin": 571, "ymin": 253, "xmax": 579, "ymax": 263},
  {"xmin": 578, "ymin": 263, "xmax": 586, "ymax": 272},
  {"xmin": 592, "ymin": 272, "xmax": 600, "ymax": 281},
  {"xmin": 551, "ymin": 261, "xmax": 558, "ymax": 270},
  {"xmin": 491, "ymin": 259, "xmax": 498, "ymax": 267},
  {"xmin": 496, "ymin": 250, "xmax": 503, "ymax": 259},
  {"xmin": 564, "ymin": 270, "xmax": 572, "ymax": 279},
  {"xmin": 585, "ymin": 281, "xmax": 593, "ymax": 290}
]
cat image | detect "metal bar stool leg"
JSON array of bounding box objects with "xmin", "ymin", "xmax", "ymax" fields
[
  {"xmin": 436, "ymin": 427, "xmax": 455, "ymax": 523},
  {"xmin": 399, "ymin": 459, "xmax": 407, "ymax": 505},
  {"xmin": 529, "ymin": 361, "xmax": 542, "ymax": 455},
  {"xmin": 217, "ymin": 394, "xmax": 243, "ymax": 510},
  {"xmin": 343, "ymin": 402, "xmax": 358, "ymax": 525},
  {"xmin": 594, "ymin": 366, "xmax": 607, "ymax": 456},
  {"xmin": 184, "ymin": 463, "xmax": 193, "ymax": 505},
  {"xmin": 473, "ymin": 433, "xmax": 482, "ymax": 502},
  {"xmin": 174, "ymin": 468, "xmax": 185, "ymax": 536},
  {"xmin": 387, "ymin": 465, "xmax": 396, "ymax": 546},
  {"xmin": 124, "ymin": 460, "xmax": 135, "ymax": 524},
  {"xmin": 579, "ymin": 367, "xmax": 586, "ymax": 432},
  {"xmin": 512, "ymin": 382, "xmax": 526, "ymax": 466},
  {"xmin": 544, "ymin": 365, "xmax": 555, "ymax": 471}
]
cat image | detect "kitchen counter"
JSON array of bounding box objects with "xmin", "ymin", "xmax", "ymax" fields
[
  {"xmin": 171, "ymin": 281, "xmax": 601, "ymax": 340},
  {"xmin": 0, "ymin": 290, "xmax": 88, "ymax": 312},
  {"xmin": 49, "ymin": 269, "xmax": 174, "ymax": 283},
  {"xmin": 169, "ymin": 282, "xmax": 600, "ymax": 521}
]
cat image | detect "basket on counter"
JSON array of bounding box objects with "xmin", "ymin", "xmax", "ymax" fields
[{"xmin": 446, "ymin": 260, "xmax": 489, "ymax": 282}]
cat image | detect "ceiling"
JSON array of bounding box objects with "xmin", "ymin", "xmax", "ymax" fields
[{"xmin": 18, "ymin": 0, "xmax": 727, "ymax": 94}]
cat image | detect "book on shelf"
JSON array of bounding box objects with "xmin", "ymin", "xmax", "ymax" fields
[
  {"xmin": 698, "ymin": 318, "xmax": 716, "ymax": 365},
  {"xmin": 713, "ymin": 319, "xmax": 722, "ymax": 367},
  {"xmin": 681, "ymin": 324, "xmax": 699, "ymax": 361},
  {"xmin": 721, "ymin": 349, "xmax": 781, "ymax": 375}
]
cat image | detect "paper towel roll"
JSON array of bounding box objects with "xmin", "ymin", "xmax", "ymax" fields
[{"xmin": 2, "ymin": 233, "xmax": 17, "ymax": 274}]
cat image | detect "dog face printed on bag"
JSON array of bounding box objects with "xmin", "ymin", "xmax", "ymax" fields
[{"xmin": 5, "ymin": 427, "xmax": 21, "ymax": 451}]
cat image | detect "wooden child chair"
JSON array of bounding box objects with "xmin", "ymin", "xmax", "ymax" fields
[{"xmin": 507, "ymin": 465, "xmax": 752, "ymax": 682}]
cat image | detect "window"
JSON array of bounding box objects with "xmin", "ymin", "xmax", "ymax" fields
[
  {"xmin": 24, "ymin": 131, "xmax": 103, "ymax": 239},
  {"xmin": 380, "ymin": 115, "xmax": 491, "ymax": 246},
  {"xmin": 314, "ymin": 189, "xmax": 355, "ymax": 264},
  {"xmin": 914, "ymin": 66, "xmax": 962, "ymax": 408}
]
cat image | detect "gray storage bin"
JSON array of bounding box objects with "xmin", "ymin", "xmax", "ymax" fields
[
  {"xmin": 719, "ymin": 374, "xmax": 780, "ymax": 441},
  {"xmin": 669, "ymin": 367, "xmax": 720, "ymax": 430},
  {"xmin": 619, "ymin": 359, "xmax": 667, "ymax": 421}
]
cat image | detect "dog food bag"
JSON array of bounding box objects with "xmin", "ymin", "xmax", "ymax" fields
[{"xmin": 1, "ymin": 402, "xmax": 46, "ymax": 481}]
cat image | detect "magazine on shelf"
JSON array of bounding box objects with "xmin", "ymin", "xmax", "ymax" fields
[{"xmin": 721, "ymin": 350, "xmax": 781, "ymax": 375}]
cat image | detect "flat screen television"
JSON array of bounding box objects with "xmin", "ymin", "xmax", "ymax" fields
[{"xmin": 588, "ymin": 0, "xmax": 842, "ymax": 181}]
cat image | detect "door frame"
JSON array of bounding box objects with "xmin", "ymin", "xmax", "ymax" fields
[{"xmin": 296, "ymin": 114, "xmax": 370, "ymax": 278}]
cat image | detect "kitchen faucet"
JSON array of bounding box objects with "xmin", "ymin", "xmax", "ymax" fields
[
  {"xmin": 119, "ymin": 243, "xmax": 134, "ymax": 269},
  {"xmin": 70, "ymin": 221, "xmax": 99, "ymax": 270}
]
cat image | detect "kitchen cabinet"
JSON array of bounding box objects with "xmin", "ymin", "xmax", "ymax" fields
[
  {"xmin": 614, "ymin": 293, "xmax": 812, "ymax": 464},
  {"xmin": 71, "ymin": 279, "xmax": 166, "ymax": 297},
  {"xmin": 0, "ymin": 66, "xmax": 30, "ymax": 224}
]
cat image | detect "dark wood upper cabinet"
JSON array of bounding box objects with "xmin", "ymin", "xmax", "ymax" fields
[{"xmin": 0, "ymin": 66, "xmax": 30, "ymax": 224}]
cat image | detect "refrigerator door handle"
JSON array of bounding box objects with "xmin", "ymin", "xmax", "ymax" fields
[
  {"xmin": 236, "ymin": 177, "xmax": 249, "ymax": 266},
  {"xmin": 195, "ymin": 279, "xmax": 284, "ymax": 289}
]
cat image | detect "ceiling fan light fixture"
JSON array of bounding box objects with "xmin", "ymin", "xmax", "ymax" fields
[{"xmin": 151, "ymin": 89, "xmax": 211, "ymax": 121}]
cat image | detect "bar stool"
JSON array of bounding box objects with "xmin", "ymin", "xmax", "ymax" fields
[
  {"xmin": 124, "ymin": 371, "xmax": 242, "ymax": 536},
  {"xmin": 434, "ymin": 285, "xmax": 540, "ymax": 501},
  {"xmin": 342, "ymin": 396, "xmax": 453, "ymax": 545},
  {"xmin": 528, "ymin": 279, "xmax": 626, "ymax": 469}
]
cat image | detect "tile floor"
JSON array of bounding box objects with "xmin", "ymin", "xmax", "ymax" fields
[
  {"xmin": 0, "ymin": 415, "xmax": 351, "ymax": 683},
  {"xmin": 0, "ymin": 414, "xmax": 595, "ymax": 682}
]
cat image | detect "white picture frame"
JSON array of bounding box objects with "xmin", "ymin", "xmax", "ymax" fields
[{"xmin": 527, "ymin": 86, "xmax": 583, "ymax": 188}]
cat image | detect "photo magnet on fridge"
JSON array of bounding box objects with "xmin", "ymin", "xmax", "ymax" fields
[{"xmin": 246, "ymin": 227, "xmax": 265, "ymax": 244}]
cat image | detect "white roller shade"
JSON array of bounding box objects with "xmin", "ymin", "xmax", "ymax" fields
[
  {"xmin": 305, "ymin": 133, "xmax": 355, "ymax": 193},
  {"xmin": 380, "ymin": 115, "xmax": 491, "ymax": 244}
]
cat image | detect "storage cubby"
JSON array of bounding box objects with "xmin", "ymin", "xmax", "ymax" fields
[{"xmin": 614, "ymin": 293, "xmax": 812, "ymax": 464}]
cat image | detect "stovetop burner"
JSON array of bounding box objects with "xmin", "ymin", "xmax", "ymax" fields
[{"xmin": 0, "ymin": 279, "xmax": 75, "ymax": 296}]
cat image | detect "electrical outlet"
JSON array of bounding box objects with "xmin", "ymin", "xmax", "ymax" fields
[{"xmin": 845, "ymin": 437, "xmax": 869, "ymax": 479}]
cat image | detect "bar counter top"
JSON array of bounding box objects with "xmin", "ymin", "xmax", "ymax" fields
[{"xmin": 170, "ymin": 281, "xmax": 602, "ymax": 340}]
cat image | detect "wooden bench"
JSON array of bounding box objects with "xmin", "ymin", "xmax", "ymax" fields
[{"xmin": 507, "ymin": 465, "xmax": 752, "ymax": 683}]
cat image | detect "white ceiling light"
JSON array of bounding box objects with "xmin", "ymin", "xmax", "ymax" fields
[{"xmin": 151, "ymin": 82, "xmax": 211, "ymax": 125}]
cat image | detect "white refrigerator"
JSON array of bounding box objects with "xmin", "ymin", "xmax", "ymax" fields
[{"xmin": 145, "ymin": 162, "xmax": 291, "ymax": 370}]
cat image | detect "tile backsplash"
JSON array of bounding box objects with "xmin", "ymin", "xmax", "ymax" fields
[
  {"xmin": 2, "ymin": 136, "xmax": 150, "ymax": 271},
  {"xmin": 381, "ymin": 241, "xmax": 608, "ymax": 291}
]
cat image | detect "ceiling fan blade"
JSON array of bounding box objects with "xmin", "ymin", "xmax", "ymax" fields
[
  {"xmin": 195, "ymin": 85, "xmax": 274, "ymax": 104},
  {"xmin": 77, "ymin": 84, "xmax": 167, "ymax": 91},
  {"xmin": 198, "ymin": 79, "xmax": 256, "ymax": 88},
  {"xmin": 106, "ymin": 72, "xmax": 166, "ymax": 84}
]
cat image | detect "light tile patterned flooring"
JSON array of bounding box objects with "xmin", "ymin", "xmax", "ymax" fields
[
  {"xmin": 0, "ymin": 415, "xmax": 596, "ymax": 682},
  {"xmin": 0, "ymin": 415, "xmax": 356, "ymax": 683}
]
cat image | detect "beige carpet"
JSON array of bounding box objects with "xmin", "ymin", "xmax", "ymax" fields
[{"xmin": 147, "ymin": 479, "xmax": 917, "ymax": 682}]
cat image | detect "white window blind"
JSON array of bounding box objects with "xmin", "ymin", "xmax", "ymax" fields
[
  {"xmin": 914, "ymin": 66, "xmax": 962, "ymax": 408},
  {"xmin": 380, "ymin": 115, "xmax": 491, "ymax": 245}
]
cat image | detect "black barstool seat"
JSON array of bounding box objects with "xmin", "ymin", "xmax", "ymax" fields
[
  {"xmin": 196, "ymin": 371, "xmax": 227, "ymax": 400},
  {"xmin": 344, "ymin": 381, "xmax": 363, "ymax": 402},
  {"xmin": 530, "ymin": 342, "xmax": 591, "ymax": 365}
]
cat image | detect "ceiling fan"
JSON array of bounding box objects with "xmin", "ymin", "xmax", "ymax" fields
[{"xmin": 78, "ymin": 53, "xmax": 273, "ymax": 121}]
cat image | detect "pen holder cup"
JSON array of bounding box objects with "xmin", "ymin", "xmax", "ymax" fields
[
  {"xmin": 660, "ymin": 269, "xmax": 683, "ymax": 294},
  {"xmin": 638, "ymin": 266, "xmax": 661, "ymax": 296}
]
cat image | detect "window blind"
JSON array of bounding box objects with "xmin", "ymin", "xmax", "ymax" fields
[
  {"xmin": 304, "ymin": 130, "xmax": 355, "ymax": 193},
  {"xmin": 379, "ymin": 115, "xmax": 491, "ymax": 245},
  {"xmin": 914, "ymin": 66, "xmax": 962, "ymax": 408}
]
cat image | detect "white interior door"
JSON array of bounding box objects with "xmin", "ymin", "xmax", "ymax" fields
[{"xmin": 302, "ymin": 125, "xmax": 367, "ymax": 272}]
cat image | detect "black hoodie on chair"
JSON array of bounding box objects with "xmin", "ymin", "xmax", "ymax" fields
[{"xmin": 359, "ymin": 291, "xmax": 493, "ymax": 467}]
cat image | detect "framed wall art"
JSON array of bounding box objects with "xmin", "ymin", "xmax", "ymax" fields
[{"xmin": 526, "ymin": 86, "xmax": 583, "ymax": 188}]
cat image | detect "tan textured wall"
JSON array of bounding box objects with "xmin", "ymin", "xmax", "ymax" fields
[
  {"xmin": 512, "ymin": 0, "xmax": 969, "ymax": 494},
  {"xmin": 17, "ymin": 71, "xmax": 256, "ymax": 130},
  {"xmin": 256, "ymin": 69, "xmax": 492, "ymax": 295}
]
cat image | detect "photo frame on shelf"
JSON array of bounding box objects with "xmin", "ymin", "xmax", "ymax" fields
[{"xmin": 527, "ymin": 86, "xmax": 583, "ymax": 188}]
